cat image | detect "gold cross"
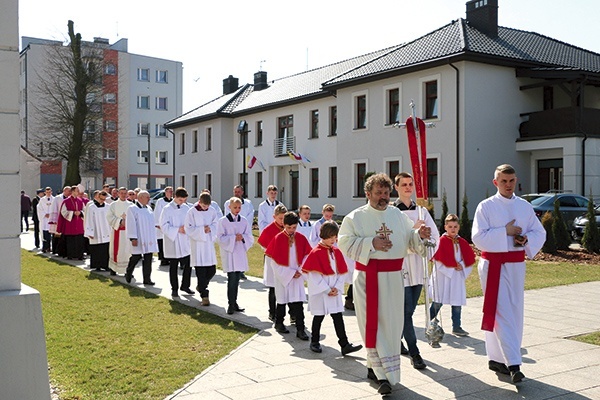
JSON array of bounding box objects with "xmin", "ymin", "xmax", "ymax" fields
[{"xmin": 376, "ymin": 223, "xmax": 393, "ymax": 240}]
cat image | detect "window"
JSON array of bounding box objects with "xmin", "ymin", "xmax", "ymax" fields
[
  {"xmin": 155, "ymin": 151, "xmax": 168, "ymax": 164},
  {"xmin": 355, "ymin": 162, "xmax": 366, "ymax": 197},
  {"xmin": 137, "ymin": 68, "xmax": 149, "ymax": 81},
  {"xmin": 138, "ymin": 177, "xmax": 148, "ymax": 190},
  {"xmin": 156, "ymin": 70, "xmax": 168, "ymax": 83},
  {"xmin": 192, "ymin": 130, "xmax": 198, "ymax": 153},
  {"xmin": 180, "ymin": 175, "xmax": 185, "ymax": 188},
  {"xmin": 206, "ymin": 127, "xmax": 212, "ymax": 151},
  {"xmin": 155, "ymin": 124, "xmax": 167, "ymax": 137},
  {"xmin": 105, "ymin": 120, "xmax": 116, "ymax": 132},
  {"xmin": 329, "ymin": 106, "xmax": 337, "ymax": 136},
  {"xmin": 156, "ymin": 177, "xmax": 166, "ymax": 189},
  {"xmin": 104, "ymin": 149, "xmax": 116, "ymax": 159},
  {"xmin": 256, "ymin": 121, "xmax": 263, "ymax": 146},
  {"xmin": 355, "ymin": 95, "xmax": 367, "ymax": 129},
  {"xmin": 105, "ymin": 63, "xmax": 116, "ymax": 75},
  {"xmin": 137, "ymin": 150, "xmax": 148, "ymax": 163},
  {"xmin": 192, "ymin": 174, "xmax": 198, "ymax": 198},
  {"xmin": 137, "ymin": 96, "xmax": 150, "ymax": 109},
  {"xmin": 310, "ymin": 168, "xmax": 319, "ymax": 197},
  {"xmin": 180, "ymin": 132, "xmax": 185, "ymax": 154},
  {"xmin": 310, "ymin": 110, "xmax": 319, "ymax": 139},
  {"xmin": 277, "ymin": 115, "xmax": 294, "ymax": 154},
  {"xmin": 104, "ymin": 93, "xmax": 116, "ymax": 104},
  {"xmin": 206, "ymin": 173, "xmax": 212, "ymax": 193},
  {"xmin": 137, "ymin": 123, "xmax": 150, "ymax": 136},
  {"xmin": 387, "ymin": 160, "xmax": 400, "ymax": 197},
  {"xmin": 427, "ymin": 158, "xmax": 438, "ymax": 198},
  {"xmin": 387, "ymin": 88, "xmax": 400, "ymax": 125},
  {"xmin": 85, "ymin": 121, "xmax": 97, "ymax": 134},
  {"xmin": 156, "ymin": 97, "xmax": 168, "ymax": 110},
  {"xmin": 104, "ymin": 177, "xmax": 116, "ymax": 186},
  {"xmin": 425, "ymin": 80, "xmax": 438, "ymax": 119},
  {"xmin": 278, "ymin": 115, "xmax": 293, "ymax": 138},
  {"xmin": 255, "ymin": 171, "xmax": 263, "ymax": 198},
  {"xmin": 329, "ymin": 167, "xmax": 337, "ymax": 198}
]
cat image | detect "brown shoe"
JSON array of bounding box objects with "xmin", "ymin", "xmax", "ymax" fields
[
  {"xmin": 344, "ymin": 298, "xmax": 355, "ymax": 311},
  {"xmin": 201, "ymin": 297, "xmax": 210, "ymax": 306}
]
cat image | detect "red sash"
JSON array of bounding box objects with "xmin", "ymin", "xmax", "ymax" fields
[
  {"xmin": 355, "ymin": 258, "xmax": 403, "ymax": 348},
  {"xmin": 113, "ymin": 224, "xmax": 126, "ymax": 262},
  {"xmin": 480, "ymin": 251, "xmax": 525, "ymax": 331}
]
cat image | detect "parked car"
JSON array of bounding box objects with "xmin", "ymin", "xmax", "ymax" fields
[
  {"xmin": 149, "ymin": 189, "xmax": 165, "ymax": 209},
  {"xmin": 571, "ymin": 204, "xmax": 600, "ymax": 241},
  {"xmin": 531, "ymin": 194, "xmax": 591, "ymax": 232},
  {"xmin": 521, "ymin": 193, "xmax": 546, "ymax": 203}
]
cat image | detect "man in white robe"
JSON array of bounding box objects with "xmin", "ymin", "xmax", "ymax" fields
[
  {"xmin": 37, "ymin": 187, "xmax": 54, "ymax": 253},
  {"xmin": 472, "ymin": 164, "xmax": 545, "ymax": 384},
  {"xmin": 154, "ymin": 186, "xmax": 173, "ymax": 266},
  {"xmin": 125, "ymin": 191, "xmax": 158, "ymax": 285},
  {"xmin": 223, "ymin": 185, "xmax": 255, "ymax": 233},
  {"xmin": 338, "ymin": 173, "xmax": 430, "ymax": 395},
  {"xmin": 84, "ymin": 190, "xmax": 111, "ymax": 271},
  {"xmin": 107, "ymin": 187, "xmax": 132, "ymax": 275},
  {"xmin": 258, "ymin": 185, "xmax": 283, "ymax": 233}
]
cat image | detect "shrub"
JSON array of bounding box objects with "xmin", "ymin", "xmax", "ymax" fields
[
  {"xmin": 439, "ymin": 189, "xmax": 448, "ymax": 234},
  {"xmin": 552, "ymin": 197, "xmax": 571, "ymax": 250},
  {"xmin": 581, "ymin": 191, "xmax": 600, "ymax": 253},
  {"xmin": 458, "ymin": 191, "xmax": 471, "ymax": 243},
  {"xmin": 541, "ymin": 211, "xmax": 556, "ymax": 254}
]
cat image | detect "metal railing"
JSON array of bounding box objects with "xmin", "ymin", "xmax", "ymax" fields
[{"xmin": 273, "ymin": 136, "xmax": 295, "ymax": 157}]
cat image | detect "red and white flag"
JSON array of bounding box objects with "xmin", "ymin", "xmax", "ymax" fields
[{"xmin": 247, "ymin": 155, "xmax": 257, "ymax": 169}]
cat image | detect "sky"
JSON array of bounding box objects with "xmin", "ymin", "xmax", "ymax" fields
[{"xmin": 19, "ymin": 0, "xmax": 600, "ymax": 113}]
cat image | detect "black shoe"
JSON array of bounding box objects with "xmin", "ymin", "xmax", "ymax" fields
[
  {"xmin": 274, "ymin": 323, "xmax": 289, "ymax": 334},
  {"xmin": 367, "ymin": 368, "xmax": 377, "ymax": 382},
  {"xmin": 268, "ymin": 313, "xmax": 275, "ymax": 322},
  {"xmin": 401, "ymin": 342, "xmax": 409, "ymax": 355},
  {"xmin": 377, "ymin": 380, "xmax": 392, "ymax": 395},
  {"xmin": 341, "ymin": 343, "xmax": 363, "ymax": 356},
  {"xmin": 411, "ymin": 354, "xmax": 427, "ymax": 370},
  {"xmin": 296, "ymin": 330, "xmax": 309, "ymax": 341},
  {"xmin": 109, "ymin": 269, "xmax": 117, "ymax": 276},
  {"xmin": 227, "ymin": 305, "xmax": 234, "ymax": 315},
  {"xmin": 488, "ymin": 360, "xmax": 510, "ymax": 375},
  {"xmin": 125, "ymin": 274, "xmax": 132, "ymax": 283},
  {"xmin": 143, "ymin": 281, "xmax": 155, "ymax": 285},
  {"xmin": 94, "ymin": 268, "xmax": 102, "ymax": 271},
  {"xmin": 180, "ymin": 287, "xmax": 195, "ymax": 295},
  {"xmin": 171, "ymin": 290, "xmax": 179, "ymax": 297},
  {"xmin": 344, "ymin": 298, "xmax": 355, "ymax": 310},
  {"xmin": 509, "ymin": 365, "xmax": 524, "ymax": 383},
  {"xmin": 290, "ymin": 316, "xmax": 296, "ymax": 324},
  {"xmin": 234, "ymin": 304, "xmax": 245, "ymax": 312},
  {"xmin": 240, "ymin": 273, "xmax": 247, "ymax": 280},
  {"xmin": 310, "ymin": 342, "xmax": 322, "ymax": 353}
]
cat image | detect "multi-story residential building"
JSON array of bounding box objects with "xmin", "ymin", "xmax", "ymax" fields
[
  {"xmin": 166, "ymin": 0, "xmax": 600, "ymax": 218},
  {"xmin": 20, "ymin": 36, "xmax": 182, "ymax": 191}
]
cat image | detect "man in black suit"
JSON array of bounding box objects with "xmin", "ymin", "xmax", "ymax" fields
[{"xmin": 31, "ymin": 188, "xmax": 44, "ymax": 248}]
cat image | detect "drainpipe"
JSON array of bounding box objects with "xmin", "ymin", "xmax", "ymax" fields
[
  {"xmin": 449, "ymin": 63, "xmax": 460, "ymax": 213},
  {"xmin": 582, "ymin": 134, "xmax": 587, "ymax": 196},
  {"xmin": 166, "ymin": 127, "xmax": 175, "ymax": 186}
]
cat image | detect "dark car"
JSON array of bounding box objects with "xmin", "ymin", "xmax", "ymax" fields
[
  {"xmin": 571, "ymin": 205, "xmax": 600, "ymax": 241},
  {"xmin": 531, "ymin": 193, "xmax": 591, "ymax": 231}
]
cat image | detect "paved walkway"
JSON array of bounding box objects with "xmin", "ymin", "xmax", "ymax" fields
[{"xmin": 21, "ymin": 232, "xmax": 600, "ymax": 399}]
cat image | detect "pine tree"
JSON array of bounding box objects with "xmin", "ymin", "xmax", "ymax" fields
[
  {"xmin": 552, "ymin": 197, "xmax": 571, "ymax": 250},
  {"xmin": 541, "ymin": 211, "xmax": 556, "ymax": 254},
  {"xmin": 439, "ymin": 189, "xmax": 448, "ymax": 234},
  {"xmin": 458, "ymin": 191, "xmax": 471, "ymax": 243},
  {"xmin": 581, "ymin": 191, "xmax": 600, "ymax": 253}
]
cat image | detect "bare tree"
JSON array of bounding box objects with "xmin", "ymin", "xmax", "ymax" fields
[{"xmin": 32, "ymin": 20, "xmax": 103, "ymax": 186}]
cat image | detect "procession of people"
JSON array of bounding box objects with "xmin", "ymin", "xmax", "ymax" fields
[{"xmin": 22, "ymin": 163, "xmax": 545, "ymax": 395}]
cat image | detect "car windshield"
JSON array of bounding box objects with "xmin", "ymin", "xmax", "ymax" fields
[{"xmin": 530, "ymin": 196, "xmax": 551, "ymax": 206}]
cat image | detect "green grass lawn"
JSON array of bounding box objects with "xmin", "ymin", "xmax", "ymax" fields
[
  {"xmin": 571, "ymin": 331, "xmax": 600, "ymax": 346},
  {"xmin": 22, "ymin": 250, "xmax": 256, "ymax": 400}
]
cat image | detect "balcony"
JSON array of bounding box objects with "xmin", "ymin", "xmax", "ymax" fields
[
  {"xmin": 519, "ymin": 107, "xmax": 600, "ymax": 138},
  {"xmin": 273, "ymin": 135, "xmax": 296, "ymax": 157}
]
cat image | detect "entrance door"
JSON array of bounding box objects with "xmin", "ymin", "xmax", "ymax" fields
[
  {"xmin": 290, "ymin": 170, "xmax": 299, "ymax": 211},
  {"xmin": 537, "ymin": 159, "xmax": 563, "ymax": 192}
]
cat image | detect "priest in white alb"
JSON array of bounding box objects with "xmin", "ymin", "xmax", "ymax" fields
[
  {"xmin": 472, "ymin": 164, "xmax": 545, "ymax": 384},
  {"xmin": 106, "ymin": 187, "xmax": 132, "ymax": 275},
  {"xmin": 125, "ymin": 191, "xmax": 158, "ymax": 285},
  {"xmin": 338, "ymin": 173, "xmax": 430, "ymax": 396}
]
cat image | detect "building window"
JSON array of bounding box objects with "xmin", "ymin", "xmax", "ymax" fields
[
  {"xmin": 192, "ymin": 130, "xmax": 198, "ymax": 153},
  {"xmin": 425, "ymin": 80, "xmax": 438, "ymax": 119},
  {"xmin": 387, "ymin": 88, "xmax": 400, "ymax": 125},
  {"xmin": 180, "ymin": 132, "xmax": 185, "ymax": 155},
  {"xmin": 104, "ymin": 93, "xmax": 116, "ymax": 104},
  {"xmin": 206, "ymin": 127, "xmax": 212, "ymax": 151},
  {"xmin": 355, "ymin": 162, "xmax": 366, "ymax": 197},
  {"xmin": 104, "ymin": 149, "xmax": 116, "ymax": 159},
  {"xmin": 105, "ymin": 63, "xmax": 116, "ymax": 75},
  {"xmin": 355, "ymin": 95, "xmax": 367, "ymax": 129},
  {"xmin": 310, "ymin": 110, "xmax": 319, "ymax": 139},
  {"xmin": 255, "ymin": 171, "xmax": 263, "ymax": 198},
  {"xmin": 156, "ymin": 177, "xmax": 166, "ymax": 189},
  {"xmin": 387, "ymin": 160, "xmax": 400, "ymax": 197},
  {"xmin": 137, "ymin": 96, "xmax": 150, "ymax": 109},
  {"xmin": 238, "ymin": 128, "xmax": 248, "ymax": 149},
  {"xmin": 156, "ymin": 97, "xmax": 168, "ymax": 110},
  {"xmin": 256, "ymin": 121, "xmax": 263, "ymax": 146},
  {"xmin": 329, "ymin": 167, "xmax": 337, "ymax": 198},
  {"xmin": 206, "ymin": 173, "xmax": 212, "ymax": 193},
  {"xmin": 105, "ymin": 120, "xmax": 116, "ymax": 132},
  {"xmin": 155, "ymin": 124, "xmax": 167, "ymax": 137},
  {"xmin": 137, "ymin": 123, "xmax": 150, "ymax": 136},
  {"xmin": 278, "ymin": 115, "xmax": 293, "ymax": 138},
  {"xmin": 155, "ymin": 151, "xmax": 168, "ymax": 164},
  {"xmin": 329, "ymin": 106, "xmax": 337, "ymax": 136},
  {"xmin": 310, "ymin": 168, "xmax": 319, "ymax": 197},
  {"xmin": 85, "ymin": 121, "xmax": 97, "ymax": 134},
  {"xmin": 105, "ymin": 177, "xmax": 116, "ymax": 186},
  {"xmin": 156, "ymin": 70, "xmax": 168, "ymax": 83},
  {"xmin": 137, "ymin": 68, "xmax": 149, "ymax": 81},
  {"xmin": 137, "ymin": 150, "xmax": 148, "ymax": 164},
  {"xmin": 180, "ymin": 175, "xmax": 185, "ymax": 188},
  {"xmin": 427, "ymin": 158, "xmax": 439, "ymax": 198},
  {"xmin": 192, "ymin": 174, "xmax": 198, "ymax": 198}
]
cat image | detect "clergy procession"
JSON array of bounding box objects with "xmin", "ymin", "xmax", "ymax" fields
[{"xmin": 28, "ymin": 160, "xmax": 546, "ymax": 396}]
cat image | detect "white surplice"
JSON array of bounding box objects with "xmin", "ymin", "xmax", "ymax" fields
[
  {"xmin": 270, "ymin": 243, "xmax": 308, "ymax": 304},
  {"xmin": 223, "ymin": 198, "xmax": 255, "ymax": 232},
  {"xmin": 160, "ymin": 202, "xmax": 191, "ymax": 259},
  {"xmin": 107, "ymin": 199, "xmax": 132, "ymax": 273},
  {"xmin": 306, "ymin": 254, "xmax": 346, "ymax": 316},
  {"xmin": 126, "ymin": 202, "xmax": 158, "ymax": 255},
  {"xmin": 217, "ymin": 214, "xmax": 253, "ymax": 272},
  {"xmin": 257, "ymin": 199, "xmax": 283, "ymax": 233},
  {"xmin": 185, "ymin": 205, "xmax": 218, "ymax": 267},
  {"xmin": 429, "ymin": 242, "xmax": 472, "ymax": 306},
  {"xmin": 84, "ymin": 202, "xmax": 111, "ymax": 245},
  {"xmin": 472, "ymin": 192, "xmax": 545, "ymax": 367},
  {"xmin": 400, "ymin": 207, "xmax": 440, "ymax": 287},
  {"xmin": 37, "ymin": 195, "xmax": 54, "ymax": 231}
]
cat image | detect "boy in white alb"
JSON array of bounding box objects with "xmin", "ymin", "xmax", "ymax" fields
[
  {"xmin": 296, "ymin": 205, "xmax": 313, "ymax": 244},
  {"xmin": 258, "ymin": 185, "xmax": 283, "ymax": 233}
]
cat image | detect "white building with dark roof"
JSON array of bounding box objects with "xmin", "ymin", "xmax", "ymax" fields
[{"xmin": 167, "ymin": 0, "xmax": 600, "ymax": 218}]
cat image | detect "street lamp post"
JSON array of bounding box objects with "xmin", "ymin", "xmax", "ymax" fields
[{"xmin": 237, "ymin": 120, "xmax": 249, "ymax": 192}]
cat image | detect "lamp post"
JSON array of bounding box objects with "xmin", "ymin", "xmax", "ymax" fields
[{"xmin": 237, "ymin": 120, "xmax": 249, "ymax": 192}]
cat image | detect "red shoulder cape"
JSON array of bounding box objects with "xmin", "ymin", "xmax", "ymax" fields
[
  {"xmin": 432, "ymin": 234, "xmax": 476, "ymax": 268},
  {"xmin": 258, "ymin": 221, "xmax": 283, "ymax": 248},
  {"xmin": 265, "ymin": 231, "xmax": 312, "ymax": 266},
  {"xmin": 302, "ymin": 243, "xmax": 348, "ymax": 275}
]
